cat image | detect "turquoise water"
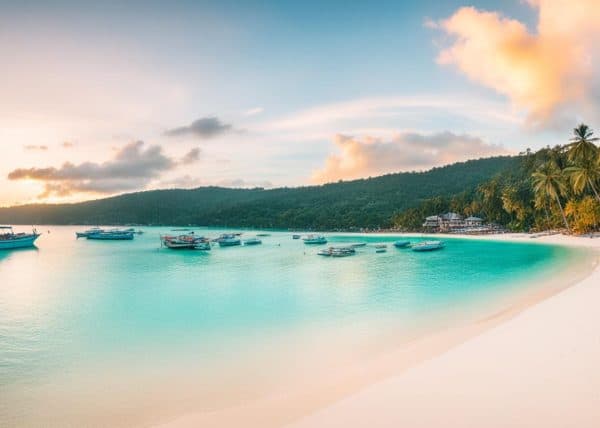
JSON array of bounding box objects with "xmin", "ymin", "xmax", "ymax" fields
[{"xmin": 0, "ymin": 227, "xmax": 579, "ymax": 425}]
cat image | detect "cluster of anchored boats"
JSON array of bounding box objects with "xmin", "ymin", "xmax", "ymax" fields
[
  {"xmin": 0, "ymin": 225, "xmax": 445, "ymax": 255},
  {"xmin": 300, "ymin": 234, "xmax": 445, "ymax": 257}
]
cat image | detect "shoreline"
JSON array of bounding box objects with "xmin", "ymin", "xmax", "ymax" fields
[
  {"xmin": 285, "ymin": 233, "xmax": 600, "ymax": 428},
  {"xmin": 157, "ymin": 233, "xmax": 600, "ymax": 428}
]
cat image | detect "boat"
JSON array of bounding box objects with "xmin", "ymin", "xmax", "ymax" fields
[
  {"xmin": 393, "ymin": 240, "xmax": 411, "ymax": 248},
  {"xmin": 216, "ymin": 233, "xmax": 241, "ymax": 247},
  {"xmin": 0, "ymin": 226, "xmax": 41, "ymax": 250},
  {"xmin": 374, "ymin": 244, "xmax": 387, "ymax": 253},
  {"xmin": 317, "ymin": 246, "xmax": 356, "ymax": 257},
  {"xmin": 256, "ymin": 233, "xmax": 270, "ymax": 237},
  {"xmin": 292, "ymin": 234, "xmax": 301, "ymax": 239},
  {"xmin": 303, "ymin": 235, "xmax": 327, "ymax": 245},
  {"xmin": 350, "ymin": 242, "xmax": 367, "ymax": 248},
  {"xmin": 331, "ymin": 246, "xmax": 356, "ymax": 257},
  {"xmin": 76, "ymin": 227, "xmax": 104, "ymax": 238},
  {"xmin": 87, "ymin": 229, "xmax": 134, "ymax": 240},
  {"xmin": 161, "ymin": 234, "xmax": 211, "ymax": 250},
  {"xmin": 243, "ymin": 237, "xmax": 262, "ymax": 246},
  {"xmin": 411, "ymin": 240, "xmax": 445, "ymax": 252}
]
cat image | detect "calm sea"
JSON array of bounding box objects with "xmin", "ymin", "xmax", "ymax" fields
[{"xmin": 0, "ymin": 226, "xmax": 579, "ymax": 426}]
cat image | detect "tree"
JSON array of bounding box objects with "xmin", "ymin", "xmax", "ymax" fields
[
  {"xmin": 566, "ymin": 123, "xmax": 599, "ymax": 164},
  {"xmin": 564, "ymin": 159, "xmax": 600, "ymax": 204},
  {"xmin": 531, "ymin": 162, "xmax": 570, "ymax": 233}
]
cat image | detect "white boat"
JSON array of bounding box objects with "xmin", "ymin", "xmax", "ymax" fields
[
  {"xmin": 0, "ymin": 226, "xmax": 41, "ymax": 250},
  {"xmin": 393, "ymin": 240, "xmax": 411, "ymax": 248},
  {"xmin": 303, "ymin": 235, "xmax": 327, "ymax": 245},
  {"xmin": 317, "ymin": 246, "xmax": 355, "ymax": 257},
  {"xmin": 374, "ymin": 243, "xmax": 387, "ymax": 253},
  {"xmin": 216, "ymin": 233, "xmax": 242, "ymax": 247},
  {"xmin": 161, "ymin": 234, "xmax": 211, "ymax": 250},
  {"xmin": 243, "ymin": 237, "xmax": 262, "ymax": 246},
  {"xmin": 412, "ymin": 240, "xmax": 445, "ymax": 252}
]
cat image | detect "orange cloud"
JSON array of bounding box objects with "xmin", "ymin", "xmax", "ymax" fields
[
  {"xmin": 434, "ymin": 1, "xmax": 600, "ymax": 128},
  {"xmin": 312, "ymin": 132, "xmax": 507, "ymax": 184}
]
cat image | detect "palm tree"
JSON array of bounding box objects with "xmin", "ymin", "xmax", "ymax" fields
[
  {"xmin": 565, "ymin": 123, "xmax": 599, "ymax": 163},
  {"xmin": 531, "ymin": 162, "xmax": 570, "ymax": 233},
  {"xmin": 564, "ymin": 159, "xmax": 600, "ymax": 204}
]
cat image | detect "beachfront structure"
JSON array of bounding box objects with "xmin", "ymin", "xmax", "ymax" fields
[
  {"xmin": 465, "ymin": 216, "xmax": 483, "ymax": 227},
  {"xmin": 423, "ymin": 213, "xmax": 492, "ymax": 233}
]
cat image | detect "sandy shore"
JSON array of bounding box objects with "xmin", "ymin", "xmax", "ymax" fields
[
  {"xmin": 288, "ymin": 233, "xmax": 600, "ymax": 428},
  {"xmin": 157, "ymin": 233, "xmax": 600, "ymax": 428}
]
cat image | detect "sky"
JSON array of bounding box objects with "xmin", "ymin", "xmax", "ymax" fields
[{"xmin": 1, "ymin": 0, "xmax": 599, "ymax": 206}]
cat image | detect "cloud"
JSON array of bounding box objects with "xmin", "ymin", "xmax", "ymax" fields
[
  {"xmin": 244, "ymin": 107, "xmax": 264, "ymax": 116},
  {"xmin": 312, "ymin": 132, "xmax": 507, "ymax": 183},
  {"xmin": 23, "ymin": 145, "xmax": 48, "ymax": 151},
  {"xmin": 180, "ymin": 147, "xmax": 201, "ymax": 165},
  {"xmin": 8, "ymin": 141, "xmax": 175, "ymax": 198},
  {"xmin": 164, "ymin": 116, "xmax": 233, "ymax": 139},
  {"xmin": 432, "ymin": 1, "xmax": 600, "ymax": 128}
]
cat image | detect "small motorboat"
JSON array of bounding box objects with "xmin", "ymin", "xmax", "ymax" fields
[
  {"xmin": 161, "ymin": 234, "xmax": 211, "ymax": 250},
  {"xmin": 216, "ymin": 234, "xmax": 242, "ymax": 247},
  {"xmin": 256, "ymin": 233, "xmax": 271, "ymax": 237},
  {"xmin": 393, "ymin": 240, "xmax": 411, "ymax": 248},
  {"xmin": 292, "ymin": 234, "xmax": 301, "ymax": 239},
  {"xmin": 412, "ymin": 240, "xmax": 445, "ymax": 252},
  {"xmin": 87, "ymin": 229, "xmax": 134, "ymax": 240},
  {"xmin": 374, "ymin": 244, "xmax": 387, "ymax": 253},
  {"xmin": 0, "ymin": 226, "xmax": 41, "ymax": 250},
  {"xmin": 76, "ymin": 227, "xmax": 103, "ymax": 238},
  {"xmin": 303, "ymin": 235, "xmax": 327, "ymax": 245},
  {"xmin": 318, "ymin": 246, "xmax": 355, "ymax": 257},
  {"xmin": 243, "ymin": 237, "xmax": 262, "ymax": 246},
  {"xmin": 350, "ymin": 242, "xmax": 367, "ymax": 248}
]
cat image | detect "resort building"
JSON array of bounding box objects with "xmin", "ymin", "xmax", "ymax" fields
[{"xmin": 423, "ymin": 213, "xmax": 496, "ymax": 234}]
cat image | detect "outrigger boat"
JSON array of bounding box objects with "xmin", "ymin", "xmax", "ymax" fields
[
  {"xmin": 411, "ymin": 240, "xmax": 445, "ymax": 252},
  {"xmin": 374, "ymin": 244, "xmax": 387, "ymax": 253},
  {"xmin": 303, "ymin": 235, "xmax": 327, "ymax": 245},
  {"xmin": 0, "ymin": 226, "xmax": 41, "ymax": 250},
  {"xmin": 161, "ymin": 233, "xmax": 211, "ymax": 250}
]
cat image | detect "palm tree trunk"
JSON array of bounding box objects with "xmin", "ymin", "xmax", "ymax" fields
[
  {"xmin": 587, "ymin": 178, "xmax": 600, "ymax": 204},
  {"xmin": 543, "ymin": 204, "xmax": 551, "ymax": 230},
  {"xmin": 555, "ymin": 195, "xmax": 570, "ymax": 233}
]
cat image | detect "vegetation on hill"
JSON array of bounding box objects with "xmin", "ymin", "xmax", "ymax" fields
[
  {"xmin": 393, "ymin": 124, "xmax": 600, "ymax": 234},
  {"xmin": 0, "ymin": 156, "xmax": 519, "ymax": 230}
]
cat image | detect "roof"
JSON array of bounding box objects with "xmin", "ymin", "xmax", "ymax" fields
[
  {"xmin": 441, "ymin": 212, "xmax": 462, "ymax": 220},
  {"xmin": 465, "ymin": 216, "xmax": 483, "ymax": 221},
  {"xmin": 425, "ymin": 215, "xmax": 440, "ymax": 221}
]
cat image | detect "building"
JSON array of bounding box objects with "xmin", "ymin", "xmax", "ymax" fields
[{"xmin": 423, "ymin": 213, "xmax": 487, "ymax": 233}]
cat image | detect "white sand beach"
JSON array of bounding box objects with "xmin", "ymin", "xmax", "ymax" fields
[
  {"xmin": 157, "ymin": 233, "xmax": 600, "ymax": 428},
  {"xmin": 288, "ymin": 233, "xmax": 600, "ymax": 428}
]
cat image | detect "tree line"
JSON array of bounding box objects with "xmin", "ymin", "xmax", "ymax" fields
[{"xmin": 393, "ymin": 124, "xmax": 600, "ymax": 234}]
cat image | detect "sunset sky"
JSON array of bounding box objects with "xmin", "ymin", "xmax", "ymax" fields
[{"xmin": 2, "ymin": 0, "xmax": 600, "ymax": 206}]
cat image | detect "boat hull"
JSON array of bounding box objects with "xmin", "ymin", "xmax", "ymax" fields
[
  {"xmin": 87, "ymin": 233, "xmax": 134, "ymax": 240},
  {"xmin": 0, "ymin": 234, "xmax": 40, "ymax": 250},
  {"xmin": 219, "ymin": 240, "xmax": 241, "ymax": 247}
]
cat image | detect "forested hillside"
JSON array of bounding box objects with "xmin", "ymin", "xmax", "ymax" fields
[{"xmin": 0, "ymin": 156, "xmax": 519, "ymax": 230}]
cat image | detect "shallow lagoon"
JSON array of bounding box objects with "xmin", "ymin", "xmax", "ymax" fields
[{"xmin": 0, "ymin": 227, "xmax": 579, "ymax": 426}]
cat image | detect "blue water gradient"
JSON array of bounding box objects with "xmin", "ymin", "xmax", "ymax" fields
[{"xmin": 0, "ymin": 227, "xmax": 578, "ymax": 389}]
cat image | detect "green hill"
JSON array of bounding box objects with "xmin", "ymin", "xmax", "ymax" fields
[{"xmin": 0, "ymin": 156, "xmax": 520, "ymax": 230}]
